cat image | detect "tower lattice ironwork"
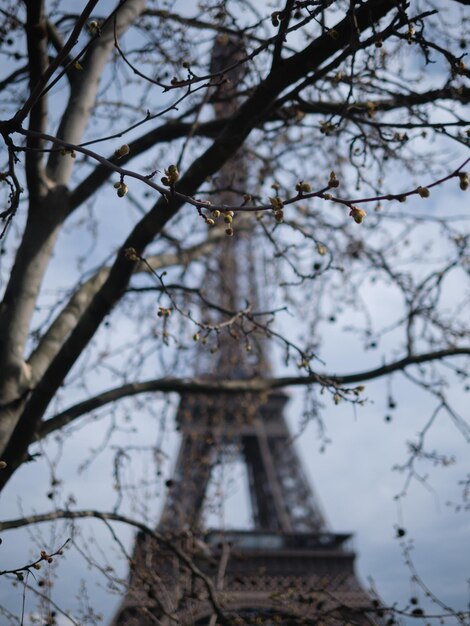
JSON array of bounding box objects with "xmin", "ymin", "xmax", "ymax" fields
[{"xmin": 112, "ymin": 35, "xmax": 380, "ymax": 626}]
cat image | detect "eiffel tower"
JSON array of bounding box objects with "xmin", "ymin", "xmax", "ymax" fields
[{"xmin": 111, "ymin": 35, "xmax": 380, "ymax": 626}]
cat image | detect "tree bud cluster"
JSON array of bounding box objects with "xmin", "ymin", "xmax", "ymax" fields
[
  {"xmin": 161, "ymin": 164, "xmax": 179, "ymax": 186},
  {"xmin": 114, "ymin": 181, "xmax": 128, "ymax": 197}
]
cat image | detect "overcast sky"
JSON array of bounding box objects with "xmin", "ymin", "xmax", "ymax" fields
[{"xmin": 0, "ymin": 1, "xmax": 469, "ymax": 625}]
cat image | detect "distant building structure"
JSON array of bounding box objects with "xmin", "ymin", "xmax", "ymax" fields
[{"xmin": 112, "ymin": 34, "xmax": 380, "ymax": 626}]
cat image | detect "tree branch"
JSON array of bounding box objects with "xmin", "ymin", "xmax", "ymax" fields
[
  {"xmin": 24, "ymin": 0, "xmax": 49, "ymax": 198},
  {"xmin": 0, "ymin": 65, "xmax": 29, "ymax": 93},
  {"xmin": 13, "ymin": 0, "xmax": 99, "ymax": 128},
  {"xmin": 0, "ymin": 1, "xmax": 146, "ymax": 457},
  {"xmin": 69, "ymin": 83, "xmax": 470, "ymax": 210},
  {"xmin": 69, "ymin": 119, "xmax": 223, "ymax": 211},
  {"xmin": 295, "ymin": 86, "xmax": 470, "ymax": 117},
  {"xmin": 46, "ymin": 0, "xmax": 146, "ymax": 186},
  {"xmin": 27, "ymin": 231, "xmax": 226, "ymax": 384},
  {"xmin": 271, "ymin": 0, "xmax": 295, "ymax": 69},
  {"xmin": 0, "ymin": 509, "xmax": 231, "ymax": 626},
  {"xmin": 38, "ymin": 347, "xmax": 470, "ymax": 439}
]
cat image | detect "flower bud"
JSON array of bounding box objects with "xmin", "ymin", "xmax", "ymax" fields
[
  {"xmin": 417, "ymin": 186, "xmax": 430, "ymax": 198},
  {"xmin": 124, "ymin": 248, "xmax": 139, "ymax": 262},
  {"xmin": 296, "ymin": 181, "xmax": 312, "ymax": 193},
  {"xmin": 349, "ymin": 207, "xmax": 366, "ymax": 224},
  {"xmin": 269, "ymin": 196, "xmax": 284, "ymax": 210},
  {"xmin": 458, "ymin": 172, "xmax": 469, "ymax": 190},
  {"xmin": 114, "ymin": 144, "xmax": 130, "ymax": 159},
  {"xmin": 328, "ymin": 171, "xmax": 339, "ymax": 188},
  {"xmin": 164, "ymin": 165, "xmax": 179, "ymax": 185},
  {"xmin": 117, "ymin": 184, "xmax": 128, "ymax": 197},
  {"xmin": 88, "ymin": 20, "xmax": 99, "ymax": 35}
]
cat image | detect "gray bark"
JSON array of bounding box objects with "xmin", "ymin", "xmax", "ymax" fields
[{"xmin": 0, "ymin": 0, "xmax": 146, "ymax": 457}]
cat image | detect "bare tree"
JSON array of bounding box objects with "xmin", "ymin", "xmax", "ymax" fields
[{"xmin": 0, "ymin": 0, "xmax": 469, "ymax": 623}]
